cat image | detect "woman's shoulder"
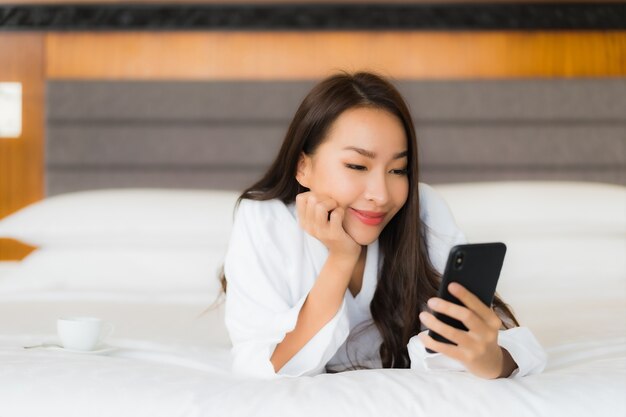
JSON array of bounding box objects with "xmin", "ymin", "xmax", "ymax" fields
[
  {"xmin": 236, "ymin": 197, "xmax": 294, "ymax": 219},
  {"xmin": 418, "ymin": 182, "xmax": 451, "ymax": 222},
  {"xmin": 226, "ymin": 197, "xmax": 304, "ymax": 281},
  {"xmin": 234, "ymin": 198, "xmax": 298, "ymax": 235}
]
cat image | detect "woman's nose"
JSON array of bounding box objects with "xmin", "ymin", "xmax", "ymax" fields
[{"xmin": 363, "ymin": 174, "xmax": 389, "ymax": 205}]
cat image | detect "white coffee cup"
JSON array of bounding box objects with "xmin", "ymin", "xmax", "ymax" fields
[{"xmin": 57, "ymin": 316, "xmax": 114, "ymax": 351}]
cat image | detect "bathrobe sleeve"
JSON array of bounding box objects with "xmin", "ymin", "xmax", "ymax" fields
[
  {"xmin": 224, "ymin": 199, "xmax": 350, "ymax": 379},
  {"xmin": 408, "ymin": 184, "xmax": 548, "ymax": 377}
]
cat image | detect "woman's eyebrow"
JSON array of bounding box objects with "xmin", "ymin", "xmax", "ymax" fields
[{"xmin": 343, "ymin": 146, "xmax": 408, "ymax": 160}]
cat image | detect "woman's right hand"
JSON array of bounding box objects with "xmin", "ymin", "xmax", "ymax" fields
[{"xmin": 295, "ymin": 191, "xmax": 361, "ymax": 261}]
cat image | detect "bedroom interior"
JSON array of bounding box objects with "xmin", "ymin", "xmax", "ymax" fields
[{"xmin": 0, "ymin": 1, "xmax": 624, "ymax": 416}]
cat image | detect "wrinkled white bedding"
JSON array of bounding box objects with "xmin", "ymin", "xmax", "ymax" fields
[
  {"xmin": 0, "ymin": 291, "xmax": 624, "ymax": 417},
  {"xmin": 0, "ymin": 331, "xmax": 623, "ymax": 417}
]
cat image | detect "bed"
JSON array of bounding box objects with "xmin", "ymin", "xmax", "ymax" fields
[{"xmin": 0, "ymin": 180, "xmax": 624, "ymax": 417}]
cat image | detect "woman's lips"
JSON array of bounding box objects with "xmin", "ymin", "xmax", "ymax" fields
[{"xmin": 349, "ymin": 208, "xmax": 386, "ymax": 226}]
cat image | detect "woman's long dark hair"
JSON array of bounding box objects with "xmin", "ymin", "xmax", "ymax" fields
[{"xmin": 217, "ymin": 71, "xmax": 518, "ymax": 369}]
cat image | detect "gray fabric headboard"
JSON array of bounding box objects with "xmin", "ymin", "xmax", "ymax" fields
[{"xmin": 46, "ymin": 78, "xmax": 626, "ymax": 196}]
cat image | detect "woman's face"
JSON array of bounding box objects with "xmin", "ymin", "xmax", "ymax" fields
[{"xmin": 296, "ymin": 106, "xmax": 410, "ymax": 246}]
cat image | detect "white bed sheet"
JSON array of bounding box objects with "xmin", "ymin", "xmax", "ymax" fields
[{"xmin": 0, "ymin": 334, "xmax": 623, "ymax": 417}]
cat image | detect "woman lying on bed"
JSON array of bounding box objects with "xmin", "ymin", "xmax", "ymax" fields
[{"xmin": 221, "ymin": 71, "xmax": 547, "ymax": 379}]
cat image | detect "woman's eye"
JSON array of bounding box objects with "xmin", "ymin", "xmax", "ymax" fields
[
  {"xmin": 345, "ymin": 164, "xmax": 366, "ymax": 171},
  {"xmin": 391, "ymin": 168, "xmax": 409, "ymax": 175}
]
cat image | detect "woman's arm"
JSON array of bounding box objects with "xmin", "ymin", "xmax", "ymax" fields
[
  {"xmin": 270, "ymin": 252, "xmax": 357, "ymax": 372},
  {"xmin": 271, "ymin": 192, "xmax": 361, "ymax": 372}
]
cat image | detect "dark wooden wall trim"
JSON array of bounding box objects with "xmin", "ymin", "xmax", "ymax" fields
[
  {"xmin": 44, "ymin": 32, "xmax": 626, "ymax": 80},
  {"xmin": 1, "ymin": 3, "xmax": 625, "ymax": 31}
]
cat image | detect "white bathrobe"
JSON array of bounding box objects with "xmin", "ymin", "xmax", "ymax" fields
[{"xmin": 224, "ymin": 183, "xmax": 547, "ymax": 379}]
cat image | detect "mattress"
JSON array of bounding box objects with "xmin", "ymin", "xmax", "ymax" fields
[{"xmin": 0, "ymin": 182, "xmax": 624, "ymax": 417}]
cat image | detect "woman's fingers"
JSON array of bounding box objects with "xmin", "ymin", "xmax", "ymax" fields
[
  {"xmin": 426, "ymin": 297, "xmax": 489, "ymax": 334},
  {"xmin": 421, "ymin": 283, "xmax": 507, "ymax": 378},
  {"xmin": 329, "ymin": 206, "xmax": 345, "ymax": 231},
  {"xmin": 419, "ymin": 311, "xmax": 472, "ymax": 346},
  {"xmin": 295, "ymin": 192, "xmax": 359, "ymax": 258},
  {"xmin": 313, "ymin": 198, "xmax": 338, "ymax": 229},
  {"xmin": 419, "ymin": 284, "xmax": 507, "ymax": 379},
  {"xmin": 295, "ymin": 192, "xmax": 339, "ymax": 234},
  {"xmin": 418, "ymin": 331, "xmax": 465, "ymax": 362},
  {"xmin": 447, "ymin": 283, "xmax": 502, "ymax": 330}
]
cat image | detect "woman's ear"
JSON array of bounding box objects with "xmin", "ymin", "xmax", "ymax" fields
[{"xmin": 295, "ymin": 152, "xmax": 311, "ymax": 188}]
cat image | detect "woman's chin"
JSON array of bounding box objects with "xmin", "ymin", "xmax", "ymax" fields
[{"xmin": 345, "ymin": 227, "xmax": 379, "ymax": 247}]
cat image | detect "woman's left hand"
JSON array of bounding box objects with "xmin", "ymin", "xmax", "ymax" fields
[{"xmin": 418, "ymin": 282, "xmax": 515, "ymax": 379}]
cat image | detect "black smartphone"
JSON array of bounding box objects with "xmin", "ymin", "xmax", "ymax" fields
[{"xmin": 426, "ymin": 242, "xmax": 507, "ymax": 353}]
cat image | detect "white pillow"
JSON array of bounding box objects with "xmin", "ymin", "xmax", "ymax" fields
[
  {"xmin": 433, "ymin": 181, "xmax": 626, "ymax": 239},
  {"xmin": 431, "ymin": 181, "xmax": 626, "ymax": 346},
  {"xmin": 492, "ymin": 234, "xmax": 626, "ymax": 345},
  {"xmin": 0, "ymin": 247, "xmax": 225, "ymax": 294},
  {"xmin": 0, "ymin": 189, "xmax": 240, "ymax": 248}
]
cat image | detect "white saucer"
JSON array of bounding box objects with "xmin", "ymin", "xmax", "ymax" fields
[{"xmin": 46, "ymin": 344, "xmax": 118, "ymax": 355}]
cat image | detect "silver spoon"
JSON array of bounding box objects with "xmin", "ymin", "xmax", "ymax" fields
[{"xmin": 23, "ymin": 343, "xmax": 63, "ymax": 349}]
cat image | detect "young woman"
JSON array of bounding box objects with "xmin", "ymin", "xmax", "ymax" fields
[{"xmin": 222, "ymin": 71, "xmax": 546, "ymax": 379}]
